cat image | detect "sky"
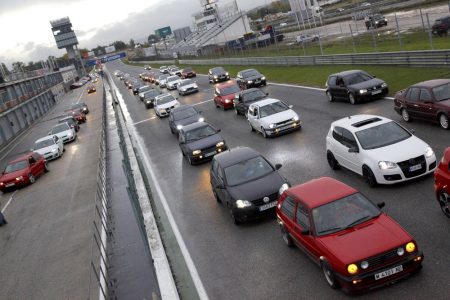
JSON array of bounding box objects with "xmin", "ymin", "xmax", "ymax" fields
[{"xmin": 0, "ymin": 0, "xmax": 271, "ymax": 67}]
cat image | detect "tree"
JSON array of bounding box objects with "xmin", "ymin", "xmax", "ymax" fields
[
  {"xmin": 129, "ymin": 39, "xmax": 135, "ymax": 48},
  {"xmin": 1, "ymin": 63, "xmax": 11, "ymax": 75},
  {"xmin": 113, "ymin": 41, "xmax": 127, "ymax": 51},
  {"xmin": 147, "ymin": 34, "xmax": 159, "ymax": 45},
  {"xmin": 12, "ymin": 61, "xmax": 25, "ymax": 72}
]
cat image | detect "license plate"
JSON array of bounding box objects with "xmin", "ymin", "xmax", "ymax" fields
[
  {"xmin": 375, "ymin": 265, "xmax": 403, "ymax": 280},
  {"xmin": 205, "ymin": 151, "xmax": 216, "ymax": 157},
  {"xmin": 259, "ymin": 201, "xmax": 277, "ymax": 211},
  {"xmin": 409, "ymin": 164, "xmax": 422, "ymax": 172},
  {"xmin": 372, "ymin": 90, "xmax": 382, "ymax": 95},
  {"xmin": 5, "ymin": 183, "xmax": 15, "ymax": 187}
]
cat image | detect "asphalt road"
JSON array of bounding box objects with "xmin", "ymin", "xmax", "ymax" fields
[
  {"xmin": 108, "ymin": 60, "xmax": 449, "ymax": 299},
  {"xmin": 0, "ymin": 81, "xmax": 103, "ymax": 299}
]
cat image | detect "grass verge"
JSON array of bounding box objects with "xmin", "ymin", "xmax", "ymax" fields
[{"xmin": 124, "ymin": 59, "xmax": 450, "ymax": 96}]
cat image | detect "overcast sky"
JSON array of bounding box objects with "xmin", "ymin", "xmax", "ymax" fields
[{"xmin": 0, "ymin": 0, "xmax": 271, "ymax": 67}]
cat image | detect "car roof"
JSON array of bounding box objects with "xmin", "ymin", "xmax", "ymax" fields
[
  {"xmin": 240, "ymin": 68, "xmax": 257, "ymax": 73},
  {"xmin": 410, "ymin": 79, "xmax": 450, "ymax": 88},
  {"xmin": 331, "ymin": 114, "xmax": 391, "ymax": 133},
  {"xmin": 35, "ymin": 136, "xmax": 54, "ymax": 143},
  {"xmin": 214, "ymin": 147, "xmax": 261, "ymax": 168},
  {"xmin": 329, "ymin": 70, "xmax": 366, "ymax": 77},
  {"xmin": 182, "ymin": 121, "xmax": 211, "ymax": 132},
  {"xmin": 9, "ymin": 152, "xmax": 36, "ymax": 163},
  {"xmin": 172, "ymin": 105, "xmax": 196, "ymax": 114},
  {"xmin": 250, "ymin": 98, "xmax": 281, "ymax": 107},
  {"xmin": 287, "ymin": 177, "xmax": 358, "ymax": 209}
]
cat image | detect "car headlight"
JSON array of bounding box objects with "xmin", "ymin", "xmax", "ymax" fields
[
  {"xmin": 360, "ymin": 261, "xmax": 369, "ymax": 269},
  {"xmin": 159, "ymin": 109, "xmax": 166, "ymax": 113},
  {"xmin": 176, "ymin": 125, "xmax": 183, "ymax": 130},
  {"xmin": 0, "ymin": 182, "xmax": 3, "ymax": 186},
  {"xmin": 381, "ymin": 83, "xmax": 388, "ymax": 88},
  {"xmin": 378, "ymin": 161, "xmax": 397, "ymax": 170},
  {"xmin": 198, "ymin": 117, "xmax": 205, "ymax": 122},
  {"xmin": 269, "ymin": 124, "xmax": 276, "ymax": 129},
  {"xmin": 214, "ymin": 75, "xmax": 218, "ymax": 78},
  {"xmin": 406, "ymin": 242, "xmax": 416, "ymax": 253},
  {"xmin": 236, "ymin": 199, "xmax": 252, "ymax": 208},
  {"xmin": 52, "ymin": 148, "xmax": 58, "ymax": 153},
  {"xmin": 193, "ymin": 84, "xmax": 198, "ymax": 89},
  {"xmin": 16, "ymin": 176, "xmax": 24, "ymax": 181},
  {"xmin": 359, "ymin": 89, "xmax": 368, "ymax": 94},
  {"xmin": 425, "ymin": 147, "xmax": 434, "ymax": 158},
  {"xmin": 375, "ymin": 21, "xmax": 379, "ymax": 24},
  {"xmin": 247, "ymin": 80, "xmax": 253, "ymax": 84},
  {"xmin": 347, "ymin": 264, "xmax": 358, "ymax": 275},
  {"xmin": 293, "ymin": 115, "xmax": 299, "ymax": 121},
  {"xmin": 261, "ymin": 76, "xmax": 266, "ymax": 80},
  {"xmin": 192, "ymin": 150, "xmax": 201, "ymax": 155},
  {"xmin": 279, "ymin": 183, "xmax": 289, "ymax": 195},
  {"xmin": 225, "ymin": 99, "xmax": 231, "ymax": 103},
  {"xmin": 216, "ymin": 141, "xmax": 224, "ymax": 148},
  {"xmin": 67, "ymin": 132, "xmax": 73, "ymax": 137},
  {"xmin": 225, "ymin": 72, "xmax": 229, "ymax": 76},
  {"xmin": 384, "ymin": 18, "xmax": 387, "ymax": 22},
  {"xmin": 181, "ymin": 88, "xmax": 187, "ymax": 92}
]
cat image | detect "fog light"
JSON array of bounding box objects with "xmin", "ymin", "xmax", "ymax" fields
[
  {"xmin": 397, "ymin": 247, "xmax": 405, "ymax": 256},
  {"xmin": 352, "ymin": 279, "xmax": 362, "ymax": 285},
  {"xmin": 361, "ymin": 261, "xmax": 369, "ymax": 269},
  {"xmin": 414, "ymin": 256, "xmax": 422, "ymax": 262}
]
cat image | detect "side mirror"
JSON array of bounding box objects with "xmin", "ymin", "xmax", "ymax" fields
[
  {"xmin": 275, "ymin": 163, "xmax": 282, "ymax": 170},
  {"xmin": 215, "ymin": 183, "xmax": 225, "ymax": 189},
  {"xmin": 301, "ymin": 228, "xmax": 310, "ymax": 235},
  {"xmin": 377, "ymin": 202, "xmax": 385, "ymax": 209},
  {"xmin": 373, "ymin": 75, "xmax": 377, "ymax": 78},
  {"xmin": 288, "ymin": 104, "xmax": 293, "ymax": 109},
  {"xmin": 410, "ymin": 129, "xmax": 415, "ymax": 135},
  {"xmin": 216, "ymin": 129, "xmax": 221, "ymax": 133},
  {"xmin": 266, "ymin": 92, "xmax": 269, "ymax": 96},
  {"xmin": 348, "ymin": 147, "xmax": 359, "ymax": 153}
]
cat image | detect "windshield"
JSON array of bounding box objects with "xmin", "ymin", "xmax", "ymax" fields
[
  {"xmin": 242, "ymin": 70, "xmax": 260, "ymax": 78},
  {"xmin": 34, "ymin": 139, "xmax": 54, "ymax": 149},
  {"xmin": 167, "ymin": 76, "xmax": 179, "ymax": 82},
  {"xmin": 242, "ymin": 90, "xmax": 266, "ymax": 102},
  {"xmin": 185, "ymin": 125, "xmax": 216, "ymax": 142},
  {"xmin": 156, "ymin": 95, "xmax": 176, "ymax": 105},
  {"xmin": 4, "ymin": 160, "xmax": 28, "ymax": 173},
  {"xmin": 259, "ymin": 101, "xmax": 289, "ymax": 118},
  {"xmin": 51, "ymin": 123, "xmax": 70, "ymax": 134},
  {"xmin": 174, "ymin": 108, "xmax": 198, "ymax": 121},
  {"xmin": 355, "ymin": 121, "xmax": 411, "ymax": 150},
  {"xmin": 211, "ymin": 67, "xmax": 225, "ymax": 74},
  {"xmin": 179, "ymin": 79, "xmax": 194, "ymax": 87},
  {"xmin": 434, "ymin": 20, "xmax": 443, "ymax": 25},
  {"xmin": 432, "ymin": 83, "xmax": 450, "ymax": 101},
  {"xmin": 345, "ymin": 72, "xmax": 373, "ymax": 85},
  {"xmin": 220, "ymin": 85, "xmax": 240, "ymax": 95},
  {"xmin": 313, "ymin": 192, "xmax": 380, "ymax": 236},
  {"xmin": 144, "ymin": 91, "xmax": 159, "ymax": 98},
  {"xmin": 224, "ymin": 156, "xmax": 274, "ymax": 186},
  {"xmin": 139, "ymin": 86, "xmax": 151, "ymax": 92}
]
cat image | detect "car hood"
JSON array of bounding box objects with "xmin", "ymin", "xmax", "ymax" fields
[
  {"xmin": 363, "ymin": 135, "xmax": 429, "ymax": 162},
  {"xmin": 168, "ymin": 80, "xmax": 181, "ymax": 85},
  {"xmin": 261, "ymin": 110, "xmax": 298, "ymax": 125},
  {"xmin": 53, "ymin": 129, "xmax": 73, "ymax": 138},
  {"xmin": 157, "ymin": 100, "xmax": 179, "ymax": 109},
  {"xmin": 227, "ymin": 171, "xmax": 284, "ymax": 201},
  {"xmin": 348, "ymin": 78, "xmax": 385, "ymax": 90},
  {"xmin": 179, "ymin": 83, "xmax": 197, "ymax": 90},
  {"xmin": 175, "ymin": 116, "xmax": 201, "ymax": 127},
  {"xmin": 244, "ymin": 74, "xmax": 263, "ymax": 81},
  {"xmin": 34, "ymin": 145, "xmax": 58, "ymax": 155},
  {"xmin": 185, "ymin": 133, "xmax": 222, "ymax": 151},
  {"xmin": 317, "ymin": 214, "xmax": 412, "ymax": 264},
  {"xmin": 0, "ymin": 169, "xmax": 27, "ymax": 182}
]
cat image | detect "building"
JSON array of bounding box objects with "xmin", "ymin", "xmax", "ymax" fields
[{"xmin": 173, "ymin": 27, "xmax": 192, "ymax": 43}]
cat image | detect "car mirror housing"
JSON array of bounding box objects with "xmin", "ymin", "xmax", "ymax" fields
[
  {"xmin": 377, "ymin": 202, "xmax": 385, "ymax": 209},
  {"xmin": 275, "ymin": 163, "xmax": 282, "ymax": 170},
  {"xmin": 266, "ymin": 92, "xmax": 269, "ymax": 96},
  {"xmin": 410, "ymin": 129, "xmax": 415, "ymax": 135},
  {"xmin": 216, "ymin": 129, "xmax": 221, "ymax": 133},
  {"xmin": 348, "ymin": 147, "xmax": 359, "ymax": 153},
  {"xmin": 301, "ymin": 228, "xmax": 310, "ymax": 235}
]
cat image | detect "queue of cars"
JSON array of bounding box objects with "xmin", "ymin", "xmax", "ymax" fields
[
  {"xmin": 111, "ymin": 63, "xmax": 449, "ymax": 294},
  {"xmin": 0, "ymin": 88, "xmax": 92, "ymax": 193}
]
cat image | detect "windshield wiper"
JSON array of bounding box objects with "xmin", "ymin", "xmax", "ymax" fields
[
  {"xmin": 317, "ymin": 227, "xmax": 344, "ymax": 235},
  {"xmin": 345, "ymin": 215, "xmax": 373, "ymax": 229}
]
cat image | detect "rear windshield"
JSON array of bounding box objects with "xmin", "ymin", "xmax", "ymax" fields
[{"xmin": 174, "ymin": 107, "xmax": 197, "ymax": 121}]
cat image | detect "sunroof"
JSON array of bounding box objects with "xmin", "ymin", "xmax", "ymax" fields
[{"xmin": 351, "ymin": 117, "xmax": 382, "ymax": 128}]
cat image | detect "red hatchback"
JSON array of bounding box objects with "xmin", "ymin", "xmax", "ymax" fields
[
  {"xmin": 213, "ymin": 81, "xmax": 241, "ymax": 110},
  {"xmin": 0, "ymin": 152, "xmax": 48, "ymax": 192},
  {"xmin": 435, "ymin": 147, "xmax": 450, "ymax": 218},
  {"xmin": 276, "ymin": 177, "xmax": 423, "ymax": 294}
]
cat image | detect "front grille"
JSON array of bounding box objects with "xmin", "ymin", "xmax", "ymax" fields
[
  {"xmin": 397, "ymin": 155, "xmax": 426, "ymax": 178},
  {"xmin": 364, "ymin": 247, "xmax": 401, "ymax": 271},
  {"xmin": 201, "ymin": 145, "xmax": 216, "ymax": 153},
  {"xmin": 252, "ymin": 192, "xmax": 278, "ymax": 206},
  {"xmin": 276, "ymin": 119, "xmax": 294, "ymax": 127}
]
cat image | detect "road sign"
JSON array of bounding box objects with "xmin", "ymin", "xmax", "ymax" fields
[
  {"xmin": 155, "ymin": 26, "xmax": 172, "ymax": 39},
  {"xmin": 86, "ymin": 52, "xmax": 126, "ymax": 66}
]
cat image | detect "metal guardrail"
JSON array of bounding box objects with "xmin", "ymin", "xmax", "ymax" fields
[{"xmin": 179, "ymin": 49, "xmax": 450, "ymax": 67}]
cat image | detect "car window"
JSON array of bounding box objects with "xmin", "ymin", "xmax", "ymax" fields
[
  {"xmin": 336, "ymin": 77, "xmax": 345, "ymax": 87},
  {"xmin": 281, "ymin": 196, "xmax": 295, "ymax": 220},
  {"xmin": 296, "ymin": 203, "xmax": 309, "ymax": 229},
  {"xmin": 174, "ymin": 107, "xmax": 198, "ymax": 121},
  {"xmin": 432, "ymin": 83, "xmax": 450, "ymax": 101},
  {"xmin": 355, "ymin": 121, "xmax": 412, "ymax": 150},
  {"xmin": 332, "ymin": 126, "xmax": 343, "ymax": 141},
  {"xmin": 4, "ymin": 160, "xmax": 28, "ymax": 173},
  {"xmin": 224, "ymin": 156, "xmax": 274, "ymax": 186},
  {"xmin": 408, "ymin": 87, "xmax": 420, "ymax": 102},
  {"xmin": 327, "ymin": 76, "xmax": 337, "ymax": 86},
  {"xmin": 342, "ymin": 129, "xmax": 358, "ymax": 148},
  {"xmin": 420, "ymin": 89, "xmax": 433, "ymax": 102}
]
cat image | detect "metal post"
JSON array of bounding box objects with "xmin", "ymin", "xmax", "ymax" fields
[
  {"xmin": 339, "ymin": 22, "xmax": 343, "ymax": 35},
  {"xmin": 349, "ymin": 24, "xmax": 356, "ymax": 53},
  {"xmin": 395, "ymin": 13, "xmax": 403, "ymax": 51},
  {"xmin": 294, "ymin": 11, "xmax": 302, "ymax": 31},
  {"xmin": 426, "ymin": 13, "xmax": 434, "ymax": 50},
  {"xmin": 299, "ymin": 10, "xmax": 306, "ymax": 30},
  {"xmin": 318, "ymin": 32, "xmax": 323, "ymax": 55},
  {"xmin": 370, "ymin": 25, "xmax": 377, "ymax": 52},
  {"xmin": 419, "ymin": 8, "xmax": 425, "ymax": 31}
]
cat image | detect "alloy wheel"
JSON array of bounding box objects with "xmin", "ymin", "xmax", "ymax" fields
[
  {"xmin": 29, "ymin": 174, "xmax": 35, "ymax": 184},
  {"xmin": 348, "ymin": 93, "xmax": 356, "ymax": 105},
  {"xmin": 439, "ymin": 114, "xmax": 449, "ymax": 129},
  {"xmin": 439, "ymin": 191, "xmax": 450, "ymax": 218},
  {"xmin": 402, "ymin": 109, "xmax": 411, "ymax": 122}
]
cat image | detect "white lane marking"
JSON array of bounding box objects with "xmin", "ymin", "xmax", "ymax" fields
[
  {"xmin": 133, "ymin": 116, "xmax": 157, "ymax": 125},
  {"xmin": 1, "ymin": 190, "xmax": 18, "ymax": 213},
  {"xmin": 75, "ymin": 85, "xmax": 88, "ymax": 104},
  {"xmin": 192, "ymin": 99, "xmax": 214, "ymax": 106}
]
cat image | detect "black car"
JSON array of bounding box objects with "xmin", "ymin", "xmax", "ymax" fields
[
  {"xmin": 58, "ymin": 116, "xmax": 80, "ymax": 132},
  {"xmin": 210, "ymin": 147, "xmax": 289, "ymax": 225},
  {"xmin": 179, "ymin": 122, "xmax": 227, "ymax": 165},
  {"xmin": 208, "ymin": 67, "xmax": 230, "ymax": 83},
  {"xmin": 169, "ymin": 105, "xmax": 204, "ymax": 135},
  {"xmin": 71, "ymin": 102, "xmax": 89, "ymax": 114},
  {"xmin": 432, "ymin": 15, "xmax": 450, "ymax": 36},
  {"xmin": 365, "ymin": 14, "xmax": 387, "ymax": 29},
  {"xmin": 236, "ymin": 69, "xmax": 266, "ymax": 89},
  {"xmin": 132, "ymin": 84, "xmax": 144, "ymax": 95},
  {"xmin": 325, "ymin": 70, "xmax": 388, "ymax": 104},
  {"xmin": 143, "ymin": 89, "xmax": 161, "ymax": 109},
  {"xmin": 234, "ymin": 88, "xmax": 268, "ymax": 116}
]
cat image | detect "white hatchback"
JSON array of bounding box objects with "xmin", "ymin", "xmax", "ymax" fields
[
  {"xmin": 247, "ymin": 98, "xmax": 301, "ymax": 138},
  {"xmin": 154, "ymin": 94, "xmax": 180, "ymax": 118},
  {"xmin": 32, "ymin": 135, "xmax": 64, "ymax": 160},
  {"xmin": 166, "ymin": 75, "xmax": 182, "ymax": 90},
  {"xmin": 177, "ymin": 79, "xmax": 199, "ymax": 96},
  {"xmin": 326, "ymin": 115, "xmax": 437, "ymax": 186},
  {"xmin": 49, "ymin": 122, "xmax": 77, "ymax": 144}
]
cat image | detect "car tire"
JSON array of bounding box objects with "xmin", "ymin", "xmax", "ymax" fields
[
  {"xmin": 321, "ymin": 262, "xmax": 339, "ymax": 289},
  {"xmin": 170, "ymin": 127, "xmax": 175, "ymax": 134},
  {"xmin": 235, "ymin": 108, "xmax": 240, "ymax": 115},
  {"xmin": 280, "ymin": 225, "xmax": 294, "ymax": 247},
  {"xmin": 29, "ymin": 173, "xmax": 35, "ymax": 184},
  {"xmin": 363, "ymin": 166, "xmax": 378, "ymax": 187},
  {"xmin": 228, "ymin": 203, "xmax": 241, "ymax": 225},
  {"xmin": 348, "ymin": 93, "xmax": 356, "ymax": 105},
  {"xmin": 326, "ymin": 91, "xmax": 334, "ymax": 102},
  {"xmin": 438, "ymin": 190, "xmax": 450, "ymax": 218},
  {"xmin": 44, "ymin": 162, "xmax": 49, "ymax": 173},
  {"xmin": 213, "ymin": 189, "xmax": 222, "ymax": 203},
  {"xmin": 327, "ymin": 151, "xmax": 340, "ymax": 170},
  {"xmin": 438, "ymin": 113, "xmax": 449, "ymax": 130},
  {"xmin": 188, "ymin": 155, "xmax": 194, "ymax": 165},
  {"xmin": 249, "ymin": 122, "xmax": 255, "ymax": 132},
  {"xmin": 262, "ymin": 127, "xmax": 268, "ymax": 138},
  {"xmin": 401, "ymin": 108, "xmax": 411, "ymax": 122}
]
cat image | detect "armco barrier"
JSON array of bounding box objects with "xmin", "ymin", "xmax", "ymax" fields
[{"xmin": 179, "ymin": 50, "xmax": 450, "ymax": 67}]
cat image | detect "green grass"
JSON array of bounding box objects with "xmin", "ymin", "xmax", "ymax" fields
[{"xmin": 124, "ymin": 60, "xmax": 450, "ymax": 96}]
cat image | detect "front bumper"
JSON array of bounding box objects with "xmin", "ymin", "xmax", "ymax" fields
[
  {"xmin": 212, "ymin": 75, "xmax": 230, "ymax": 83},
  {"xmin": 266, "ymin": 121, "xmax": 301, "ymax": 137},
  {"xmin": 233, "ymin": 200, "xmax": 278, "ymax": 222},
  {"xmin": 246, "ymin": 79, "xmax": 266, "ymax": 88},
  {"xmin": 188, "ymin": 145, "xmax": 228, "ymax": 164},
  {"xmin": 357, "ymin": 87, "xmax": 389, "ymax": 102},
  {"xmin": 374, "ymin": 156, "xmax": 437, "ymax": 184}
]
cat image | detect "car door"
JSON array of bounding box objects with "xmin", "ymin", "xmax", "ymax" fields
[
  {"xmin": 290, "ymin": 201, "xmax": 320, "ymax": 262},
  {"xmin": 405, "ymin": 87, "xmax": 421, "ymax": 118},
  {"xmin": 248, "ymin": 105, "xmax": 260, "ymax": 130},
  {"xmin": 331, "ymin": 127, "xmax": 360, "ymax": 173},
  {"xmin": 333, "ymin": 76, "xmax": 346, "ymax": 99},
  {"xmin": 214, "ymin": 88, "xmax": 221, "ymax": 106},
  {"xmin": 418, "ymin": 88, "xmax": 437, "ymax": 120},
  {"xmin": 28, "ymin": 155, "xmax": 39, "ymax": 176}
]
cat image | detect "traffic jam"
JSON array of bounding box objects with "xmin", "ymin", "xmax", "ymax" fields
[{"xmin": 110, "ymin": 62, "xmax": 449, "ymax": 295}]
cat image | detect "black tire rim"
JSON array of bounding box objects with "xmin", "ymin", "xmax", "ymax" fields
[
  {"xmin": 439, "ymin": 191, "xmax": 450, "ymax": 218},
  {"xmin": 327, "ymin": 153, "xmax": 337, "ymax": 169}
]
